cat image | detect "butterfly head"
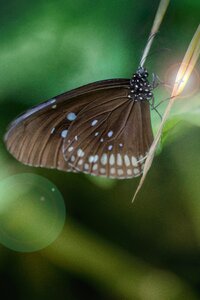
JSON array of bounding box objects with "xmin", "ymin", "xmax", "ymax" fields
[
  {"xmin": 136, "ymin": 66, "xmax": 149, "ymax": 78},
  {"xmin": 129, "ymin": 66, "xmax": 153, "ymax": 102}
]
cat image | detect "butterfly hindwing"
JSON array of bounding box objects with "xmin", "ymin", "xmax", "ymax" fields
[{"xmin": 63, "ymin": 92, "xmax": 153, "ymax": 178}]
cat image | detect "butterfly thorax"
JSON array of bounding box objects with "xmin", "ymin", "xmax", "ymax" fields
[{"xmin": 128, "ymin": 66, "xmax": 153, "ymax": 102}]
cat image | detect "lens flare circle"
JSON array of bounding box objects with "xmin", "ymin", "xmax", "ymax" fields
[
  {"xmin": 0, "ymin": 173, "xmax": 66, "ymax": 252},
  {"xmin": 164, "ymin": 63, "xmax": 200, "ymax": 99}
]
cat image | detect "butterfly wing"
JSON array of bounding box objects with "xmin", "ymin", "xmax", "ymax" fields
[
  {"xmin": 63, "ymin": 91, "xmax": 153, "ymax": 178},
  {"xmin": 4, "ymin": 79, "xmax": 130, "ymax": 173}
]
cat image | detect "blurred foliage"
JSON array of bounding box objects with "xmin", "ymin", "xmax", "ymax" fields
[{"xmin": 0, "ymin": 0, "xmax": 200, "ymax": 299}]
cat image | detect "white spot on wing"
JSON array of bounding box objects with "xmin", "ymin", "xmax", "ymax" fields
[
  {"xmin": 131, "ymin": 156, "xmax": 138, "ymax": 167},
  {"xmin": 108, "ymin": 131, "xmax": 113, "ymax": 138},
  {"xmin": 89, "ymin": 156, "xmax": 94, "ymax": 163},
  {"xmin": 92, "ymin": 164, "xmax": 98, "ymax": 171},
  {"xmin": 91, "ymin": 120, "xmax": 98, "ymax": 126},
  {"xmin": 61, "ymin": 130, "xmax": 68, "ymax": 138},
  {"xmin": 78, "ymin": 159, "xmax": 83, "ymax": 165},
  {"xmin": 124, "ymin": 155, "xmax": 130, "ymax": 167},
  {"xmin": 117, "ymin": 154, "xmax": 122, "ymax": 166},
  {"xmin": 133, "ymin": 168, "xmax": 140, "ymax": 175},
  {"xmin": 68, "ymin": 146, "xmax": 74, "ymax": 152},
  {"xmin": 77, "ymin": 149, "xmax": 84, "ymax": 157},
  {"xmin": 51, "ymin": 128, "xmax": 55, "ymax": 134},
  {"xmin": 71, "ymin": 155, "xmax": 75, "ymax": 162},
  {"xmin": 93, "ymin": 155, "xmax": 99, "ymax": 162},
  {"xmin": 127, "ymin": 169, "xmax": 132, "ymax": 175},
  {"xmin": 100, "ymin": 168, "xmax": 106, "ymax": 174},
  {"xmin": 118, "ymin": 169, "xmax": 124, "ymax": 176},
  {"xmin": 110, "ymin": 168, "xmax": 115, "ymax": 175},
  {"xmin": 109, "ymin": 154, "xmax": 115, "ymax": 165},
  {"xmin": 108, "ymin": 145, "xmax": 113, "ymax": 151},
  {"xmin": 101, "ymin": 154, "xmax": 107, "ymax": 165},
  {"xmin": 67, "ymin": 112, "xmax": 77, "ymax": 121},
  {"xmin": 84, "ymin": 163, "xmax": 89, "ymax": 170}
]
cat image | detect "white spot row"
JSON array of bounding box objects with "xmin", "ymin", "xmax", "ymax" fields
[
  {"xmin": 77, "ymin": 164, "xmax": 141, "ymax": 177},
  {"xmin": 68, "ymin": 153, "xmax": 145, "ymax": 168}
]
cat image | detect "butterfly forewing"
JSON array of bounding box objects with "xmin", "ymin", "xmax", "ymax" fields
[{"xmin": 5, "ymin": 79, "xmax": 132, "ymax": 173}]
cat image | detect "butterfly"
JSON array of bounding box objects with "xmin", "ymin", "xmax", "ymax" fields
[{"xmin": 4, "ymin": 64, "xmax": 154, "ymax": 179}]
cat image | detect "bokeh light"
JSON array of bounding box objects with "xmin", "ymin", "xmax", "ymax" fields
[
  {"xmin": 164, "ymin": 63, "xmax": 200, "ymax": 99},
  {"xmin": 0, "ymin": 173, "xmax": 66, "ymax": 252}
]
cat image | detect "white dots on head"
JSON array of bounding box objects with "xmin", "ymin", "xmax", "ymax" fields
[
  {"xmin": 108, "ymin": 145, "xmax": 113, "ymax": 151},
  {"xmin": 95, "ymin": 132, "xmax": 99, "ymax": 137},
  {"xmin": 124, "ymin": 155, "xmax": 130, "ymax": 167},
  {"xmin": 101, "ymin": 154, "xmax": 107, "ymax": 165},
  {"xmin": 91, "ymin": 119, "xmax": 98, "ymax": 126},
  {"xmin": 100, "ymin": 138, "xmax": 104, "ymax": 142},
  {"xmin": 68, "ymin": 146, "xmax": 74, "ymax": 152},
  {"xmin": 77, "ymin": 149, "xmax": 84, "ymax": 157},
  {"xmin": 119, "ymin": 143, "xmax": 123, "ymax": 148},
  {"xmin": 67, "ymin": 112, "xmax": 77, "ymax": 121},
  {"xmin": 61, "ymin": 130, "xmax": 68, "ymax": 138},
  {"xmin": 75, "ymin": 135, "xmax": 78, "ymax": 141},
  {"xmin": 109, "ymin": 154, "xmax": 115, "ymax": 165},
  {"xmin": 107, "ymin": 131, "xmax": 113, "ymax": 138},
  {"xmin": 117, "ymin": 153, "xmax": 122, "ymax": 166}
]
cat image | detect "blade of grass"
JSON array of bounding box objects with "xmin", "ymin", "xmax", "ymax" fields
[
  {"xmin": 133, "ymin": 25, "xmax": 200, "ymax": 202},
  {"xmin": 140, "ymin": 0, "xmax": 170, "ymax": 67}
]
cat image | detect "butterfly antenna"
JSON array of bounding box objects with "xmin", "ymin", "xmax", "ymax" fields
[{"xmin": 139, "ymin": 0, "xmax": 170, "ymax": 68}]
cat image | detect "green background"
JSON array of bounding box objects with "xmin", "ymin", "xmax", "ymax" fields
[{"xmin": 0, "ymin": 0, "xmax": 200, "ymax": 299}]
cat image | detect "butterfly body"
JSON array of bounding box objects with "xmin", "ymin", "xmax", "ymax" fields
[{"xmin": 5, "ymin": 67, "xmax": 154, "ymax": 179}]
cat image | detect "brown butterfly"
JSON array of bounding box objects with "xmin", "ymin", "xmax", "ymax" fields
[{"xmin": 4, "ymin": 65, "xmax": 154, "ymax": 179}]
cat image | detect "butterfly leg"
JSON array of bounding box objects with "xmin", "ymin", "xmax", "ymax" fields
[
  {"xmin": 149, "ymin": 96, "xmax": 162, "ymax": 121},
  {"xmin": 152, "ymin": 73, "xmax": 172, "ymax": 89}
]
